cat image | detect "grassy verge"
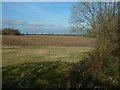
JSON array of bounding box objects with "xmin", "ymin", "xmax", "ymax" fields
[
  {"xmin": 2, "ymin": 46, "xmax": 93, "ymax": 88},
  {"xmin": 3, "ymin": 61, "xmax": 71, "ymax": 88}
]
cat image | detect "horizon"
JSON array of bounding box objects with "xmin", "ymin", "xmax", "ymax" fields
[{"xmin": 2, "ymin": 2, "xmax": 75, "ymax": 34}]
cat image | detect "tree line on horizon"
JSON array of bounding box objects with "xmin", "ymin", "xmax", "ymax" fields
[
  {"xmin": 1, "ymin": 28, "xmax": 96, "ymax": 37},
  {"xmin": 1, "ymin": 28, "xmax": 21, "ymax": 35}
]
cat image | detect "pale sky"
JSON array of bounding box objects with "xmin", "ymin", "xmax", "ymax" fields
[{"xmin": 2, "ymin": 2, "xmax": 74, "ymax": 34}]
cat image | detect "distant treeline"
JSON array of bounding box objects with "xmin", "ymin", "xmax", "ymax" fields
[
  {"xmin": 22, "ymin": 33, "xmax": 85, "ymax": 36},
  {"xmin": 22, "ymin": 32, "xmax": 96, "ymax": 37},
  {"xmin": 2, "ymin": 28, "xmax": 21, "ymax": 35},
  {"xmin": 1, "ymin": 28, "xmax": 95, "ymax": 37}
]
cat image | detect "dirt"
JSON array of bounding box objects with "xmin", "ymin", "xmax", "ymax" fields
[{"xmin": 2, "ymin": 35, "xmax": 96, "ymax": 47}]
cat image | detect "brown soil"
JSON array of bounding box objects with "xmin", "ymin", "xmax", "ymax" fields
[{"xmin": 2, "ymin": 35, "xmax": 96, "ymax": 47}]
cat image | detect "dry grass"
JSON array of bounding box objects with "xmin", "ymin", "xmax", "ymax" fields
[
  {"xmin": 2, "ymin": 35, "xmax": 96, "ymax": 47},
  {"xmin": 2, "ymin": 35, "xmax": 96, "ymax": 88},
  {"xmin": 2, "ymin": 46, "xmax": 94, "ymax": 67},
  {"xmin": 2, "ymin": 46, "xmax": 94, "ymax": 88}
]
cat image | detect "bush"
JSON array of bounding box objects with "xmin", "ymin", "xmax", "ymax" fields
[
  {"xmin": 67, "ymin": 52, "xmax": 120, "ymax": 89},
  {"xmin": 2, "ymin": 28, "xmax": 21, "ymax": 35},
  {"xmin": 69, "ymin": 2, "xmax": 120, "ymax": 89}
]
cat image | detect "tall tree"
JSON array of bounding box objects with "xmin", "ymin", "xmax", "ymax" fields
[
  {"xmin": 70, "ymin": 2, "xmax": 118, "ymax": 56},
  {"xmin": 70, "ymin": 2, "xmax": 119, "ymax": 81}
]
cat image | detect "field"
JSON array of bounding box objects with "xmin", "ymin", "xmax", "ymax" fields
[
  {"xmin": 2, "ymin": 35, "xmax": 95, "ymax": 88},
  {"xmin": 2, "ymin": 35, "xmax": 95, "ymax": 47}
]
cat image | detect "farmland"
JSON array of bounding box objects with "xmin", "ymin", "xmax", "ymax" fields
[
  {"xmin": 2, "ymin": 35, "xmax": 95, "ymax": 47},
  {"xmin": 2, "ymin": 35, "xmax": 95, "ymax": 88}
]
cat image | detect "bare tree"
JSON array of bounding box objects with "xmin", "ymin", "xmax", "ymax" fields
[
  {"xmin": 70, "ymin": 2, "xmax": 118, "ymax": 55},
  {"xmin": 70, "ymin": 2, "xmax": 119, "ymax": 82}
]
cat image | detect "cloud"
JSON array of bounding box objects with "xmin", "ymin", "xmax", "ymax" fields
[
  {"xmin": 27, "ymin": 22, "xmax": 45, "ymax": 27},
  {"xmin": 2, "ymin": 18, "xmax": 46, "ymax": 26},
  {"xmin": 2, "ymin": 18, "xmax": 27, "ymax": 26},
  {"xmin": 2, "ymin": 18, "xmax": 70, "ymax": 34},
  {"xmin": 21, "ymin": 25, "xmax": 70, "ymax": 34},
  {"xmin": 2, "ymin": 18, "xmax": 65, "ymax": 27}
]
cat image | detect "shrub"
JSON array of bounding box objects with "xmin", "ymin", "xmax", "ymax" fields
[
  {"xmin": 2, "ymin": 28, "xmax": 21, "ymax": 35},
  {"xmin": 68, "ymin": 52, "xmax": 120, "ymax": 88}
]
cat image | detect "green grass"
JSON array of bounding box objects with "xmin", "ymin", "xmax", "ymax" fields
[
  {"xmin": 3, "ymin": 61, "xmax": 71, "ymax": 88},
  {"xmin": 2, "ymin": 46, "xmax": 93, "ymax": 88}
]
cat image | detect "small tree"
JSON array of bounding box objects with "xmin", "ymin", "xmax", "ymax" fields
[{"xmin": 2, "ymin": 28, "xmax": 21, "ymax": 35}]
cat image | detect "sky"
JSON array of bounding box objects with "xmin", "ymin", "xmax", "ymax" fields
[{"xmin": 2, "ymin": 2, "xmax": 74, "ymax": 34}]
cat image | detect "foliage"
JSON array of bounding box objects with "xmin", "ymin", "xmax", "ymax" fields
[
  {"xmin": 68, "ymin": 53, "xmax": 120, "ymax": 88},
  {"xmin": 70, "ymin": 1, "xmax": 120, "ymax": 88},
  {"xmin": 2, "ymin": 28, "xmax": 21, "ymax": 35}
]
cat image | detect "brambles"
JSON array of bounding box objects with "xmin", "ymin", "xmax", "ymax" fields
[{"xmin": 70, "ymin": 2, "xmax": 120, "ymax": 88}]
